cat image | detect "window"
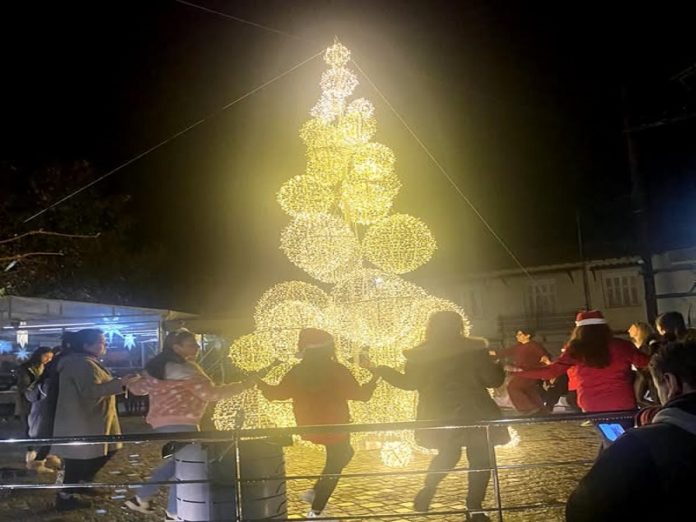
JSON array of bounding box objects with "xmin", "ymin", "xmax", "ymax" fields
[
  {"xmin": 525, "ymin": 280, "xmax": 557, "ymax": 315},
  {"xmin": 603, "ymin": 273, "xmax": 640, "ymax": 308},
  {"xmin": 460, "ymin": 286, "xmax": 484, "ymax": 319}
]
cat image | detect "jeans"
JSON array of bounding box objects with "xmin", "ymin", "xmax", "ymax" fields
[
  {"xmin": 424, "ymin": 428, "xmax": 491, "ymax": 510},
  {"xmin": 136, "ymin": 424, "xmax": 198, "ymax": 515},
  {"xmin": 311, "ymin": 439, "xmax": 355, "ymax": 513},
  {"xmin": 62, "ymin": 451, "xmax": 116, "ymax": 495}
]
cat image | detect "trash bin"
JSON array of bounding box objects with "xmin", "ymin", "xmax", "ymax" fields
[
  {"xmin": 239, "ymin": 439, "xmax": 287, "ymax": 520},
  {"xmin": 174, "ymin": 438, "xmax": 288, "ymax": 521},
  {"xmin": 175, "ymin": 443, "xmax": 237, "ymax": 522}
]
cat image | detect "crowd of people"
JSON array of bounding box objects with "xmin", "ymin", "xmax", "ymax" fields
[{"xmin": 12, "ymin": 308, "xmax": 696, "ymax": 521}]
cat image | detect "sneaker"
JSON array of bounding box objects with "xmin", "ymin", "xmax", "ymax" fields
[
  {"xmin": 125, "ymin": 496, "xmax": 155, "ymax": 514},
  {"xmin": 27, "ymin": 460, "xmax": 55, "ymax": 474},
  {"xmin": 413, "ymin": 486, "xmax": 436, "ymax": 512},
  {"xmin": 307, "ymin": 510, "xmax": 337, "ymax": 521},
  {"xmin": 56, "ymin": 494, "xmax": 91, "ymax": 511},
  {"xmin": 299, "ymin": 489, "xmax": 316, "ymax": 504},
  {"xmin": 165, "ymin": 511, "xmax": 179, "ymax": 521}
]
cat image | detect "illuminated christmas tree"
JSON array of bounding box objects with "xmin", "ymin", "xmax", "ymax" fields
[{"xmin": 214, "ymin": 41, "xmax": 471, "ymax": 466}]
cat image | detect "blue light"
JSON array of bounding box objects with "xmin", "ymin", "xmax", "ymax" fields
[
  {"xmin": 124, "ymin": 334, "xmax": 136, "ymax": 350},
  {"xmin": 0, "ymin": 341, "xmax": 12, "ymax": 354},
  {"xmin": 15, "ymin": 348, "xmax": 30, "ymax": 361}
]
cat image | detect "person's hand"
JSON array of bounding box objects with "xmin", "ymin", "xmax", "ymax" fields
[
  {"xmin": 121, "ymin": 374, "xmax": 142, "ymax": 386},
  {"xmin": 358, "ymin": 350, "xmax": 375, "ymax": 370}
]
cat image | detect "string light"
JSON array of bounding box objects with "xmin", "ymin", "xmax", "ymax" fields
[
  {"xmin": 380, "ymin": 440, "xmax": 413, "ymax": 468},
  {"xmin": 362, "ymin": 214, "xmax": 437, "ymax": 274},
  {"xmin": 227, "ymin": 333, "xmax": 277, "ymax": 373},
  {"xmin": 255, "ymin": 300, "xmax": 327, "ymax": 361},
  {"xmin": 329, "ymin": 269, "xmax": 426, "ymax": 347},
  {"xmin": 399, "ymin": 296, "xmax": 472, "ymax": 349},
  {"xmin": 351, "ymin": 143, "xmax": 396, "ymax": 181},
  {"xmin": 340, "ymin": 173, "xmax": 401, "ymax": 225},
  {"xmin": 255, "ymin": 281, "xmax": 329, "ymax": 322},
  {"xmin": 280, "ymin": 213, "xmax": 361, "ymax": 283},
  {"xmin": 277, "ymin": 175, "xmax": 335, "ymax": 216},
  {"xmin": 347, "ymin": 98, "xmax": 375, "ymax": 119},
  {"xmin": 338, "ymin": 111, "xmax": 377, "ymax": 146},
  {"xmin": 305, "ymin": 145, "xmax": 352, "ymax": 185},
  {"xmin": 324, "ymin": 41, "xmax": 351, "ymax": 67}
]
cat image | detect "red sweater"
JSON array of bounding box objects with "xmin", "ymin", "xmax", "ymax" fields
[
  {"xmin": 259, "ymin": 361, "xmax": 377, "ymax": 445},
  {"xmin": 498, "ymin": 341, "xmax": 550, "ymax": 370},
  {"xmin": 517, "ymin": 338, "xmax": 650, "ymax": 412}
]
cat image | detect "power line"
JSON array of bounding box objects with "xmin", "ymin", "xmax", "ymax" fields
[
  {"xmin": 174, "ymin": 0, "xmax": 312, "ymax": 43},
  {"xmin": 23, "ymin": 50, "xmax": 323, "ymax": 224},
  {"xmin": 351, "ymin": 58, "xmax": 534, "ymax": 281}
]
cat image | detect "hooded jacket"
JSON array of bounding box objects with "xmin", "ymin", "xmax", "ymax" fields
[
  {"xmin": 566, "ymin": 392, "xmax": 696, "ymax": 521},
  {"xmin": 374, "ymin": 336, "xmax": 505, "ymax": 448}
]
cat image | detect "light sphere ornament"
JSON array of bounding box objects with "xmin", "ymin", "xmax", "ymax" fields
[
  {"xmin": 324, "ymin": 41, "xmax": 351, "ymax": 67},
  {"xmin": 227, "ymin": 333, "xmax": 276, "ymax": 373},
  {"xmin": 277, "ymin": 175, "xmax": 335, "ymax": 217},
  {"xmin": 338, "ymin": 111, "xmax": 377, "ymax": 147},
  {"xmin": 340, "ymin": 173, "xmax": 401, "ymax": 225},
  {"xmin": 299, "ymin": 118, "xmax": 340, "ymax": 149},
  {"xmin": 280, "ymin": 213, "xmax": 361, "ymax": 283},
  {"xmin": 347, "ymin": 98, "xmax": 375, "ymax": 119},
  {"xmin": 306, "ymin": 145, "xmax": 352, "ymax": 186},
  {"xmin": 352, "ymin": 143, "xmax": 396, "ymax": 181},
  {"xmin": 310, "ymin": 94, "xmax": 346, "ymax": 123},
  {"xmin": 362, "ymin": 214, "xmax": 437, "ymax": 274},
  {"xmin": 255, "ymin": 281, "xmax": 329, "ymax": 323},
  {"xmin": 380, "ymin": 441, "xmax": 414, "ymax": 468},
  {"xmin": 329, "ymin": 269, "xmax": 426, "ymax": 347},
  {"xmin": 320, "ymin": 67, "xmax": 359, "ymax": 101},
  {"xmin": 255, "ymin": 299, "xmax": 327, "ymax": 361}
]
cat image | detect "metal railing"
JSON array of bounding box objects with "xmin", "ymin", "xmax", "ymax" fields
[{"xmin": 0, "ymin": 411, "xmax": 636, "ymax": 521}]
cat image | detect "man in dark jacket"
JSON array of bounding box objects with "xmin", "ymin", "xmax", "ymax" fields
[{"xmin": 566, "ymin": 340, "xmax": 696, "ymax": 521}]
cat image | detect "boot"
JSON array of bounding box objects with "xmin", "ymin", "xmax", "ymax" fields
[
  {"xmin": 27, "ymin": 459, "xmax": 55, "ymax": 473},
  {"xmin": 24, "ymin": 450, "xmax": 37, "ymax": 467}
]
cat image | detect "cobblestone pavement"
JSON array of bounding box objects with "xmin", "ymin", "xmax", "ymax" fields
[{"xmin": 0, "ymin": 417, "xmax": 600, "ymax": 521}]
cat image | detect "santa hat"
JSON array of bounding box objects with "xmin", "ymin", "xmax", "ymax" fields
[
  {"xmin": 297, "ymin": 328, "xmax": 334, "ymax": 353},
  {"xmin": 575, "ymin": 310, "xmax": 607, "ymax": 327}
]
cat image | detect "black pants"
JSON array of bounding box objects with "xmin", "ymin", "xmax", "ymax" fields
[
  {"xmin": 62, "ymin": 451, "xmax": 116, "ymax": 495},
  {"xmin": 425, "ymin": 429, "xmax": 491, "ymax": 510},
  {"xmin": 311, "ymin": 439, "xmax": 355, "ymax": 513}
]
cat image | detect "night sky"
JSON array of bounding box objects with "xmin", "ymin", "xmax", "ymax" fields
[{"xmin": 3, "ymin": 1, "xmax": 695, "ymax": 314}]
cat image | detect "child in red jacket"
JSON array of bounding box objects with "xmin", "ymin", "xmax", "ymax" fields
[{"xmin": 256, "ymin": 328, "xmax": 378, "ymax": 519}]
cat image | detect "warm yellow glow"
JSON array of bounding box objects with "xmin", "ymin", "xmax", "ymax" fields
[
  {"xmin": 351, "ymin": 143, "xmax": 396, "ymax": 181},
  {"xmin": 227, "ymin": 334, "xmax": 276, "ymax": 373},
  {"xmin": 329, "ymin": 269, "xmax": 426, "ymax": 347},
  {"xmin": 362, "ymin": 214, "xmax": 437, "ymax": 274},
  {"xmin": 305, "ymin": 145, "xmax": 352, "ymax": 186},
  {"xmin": 230, "ymin": 41, "xmax": 479, "ymax": 468},
  {"xmin": 340, "ymin": 173, "xmax": 401, "ymax": 225},
  {"xmin": 324, "ymin": 41, "xmax": 351, "ymax": 67},
  {"xmin": 255, "ymin": 299, "xmax": 327, "ymax": 361},
  {"xmin": 280, "ymin": 213, "xmax": 361, "ymax": 283},
  {"xmin": 380, "ymin": 441, "xmax": 413, "ymax": 468},
  {"xmin": 277, "ymin": 175, "xmax": 335, "ymax": 216}
]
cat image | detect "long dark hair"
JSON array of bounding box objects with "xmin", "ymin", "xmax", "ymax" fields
[
  {"xmin": 145, "ymin": 329, "xmax": 195, "ymax": 380},
  {"xmin": 23, "ymin": 346, "xmax": 53, "ymax": 368},
  {"xmin": 656, "ymin": 312, "xmax": 687, "ymax": 342},
  {"xmin": 425, "ymin": 311, "xmax": 465, "ymax": 343},
  {"xmin": 65, "ymin": 329, "xmax": 104, "ymax": 355},
  {"xmin": 566, "ymin": 323, "xmax": 612, "ymax": 368}
]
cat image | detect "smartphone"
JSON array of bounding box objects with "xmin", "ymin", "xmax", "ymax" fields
[{"xmin": 597, "ymin": 422, "xmax": 626, "ymax": 442}]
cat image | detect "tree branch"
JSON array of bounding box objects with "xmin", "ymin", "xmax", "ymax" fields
[
  {"xmin": 0, "ymin": 230, "xmax": 100, "ymax": 245},
  {"xmin": 0, "ymin": 252, "xmax": 64, "ymax": 262}
]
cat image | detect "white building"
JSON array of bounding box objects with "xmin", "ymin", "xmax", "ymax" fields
[{"xmin": 422, "ymin": 247, "xmax": 696, "ymax": 355}]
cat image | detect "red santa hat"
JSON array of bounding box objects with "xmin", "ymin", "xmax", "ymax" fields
[
  {"xmin": 297, "ymin": 328, "xmax": 334, "ymax": 353},
  {"xmin": 575, "ymin": 310, "xmax": 607, "ymax": 327}
]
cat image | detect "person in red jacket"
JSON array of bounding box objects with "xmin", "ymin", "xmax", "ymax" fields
[
  {"xmin": 515, "ymin": 311, "xmax": 650, "ymax": 413},
  {"xmin": 496, "ymin": 329, "xmax": 550, "ymax": 415},
  {"xmin": 256, "ymin": 328, "xmax": 378, "ymax": 520}
]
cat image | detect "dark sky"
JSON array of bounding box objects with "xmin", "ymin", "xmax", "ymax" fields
[{"xmin": 3, "ymin": 1, "xmax": 695, "ymax": 314}]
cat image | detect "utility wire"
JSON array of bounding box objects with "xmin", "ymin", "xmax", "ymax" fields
[
  {"xmin": 23, "ymin": 50, "xmax": 323, "ymax": 224},
  {"xmin": 352, "ymin": 58, "xmax": 534, "ymax": 281}
]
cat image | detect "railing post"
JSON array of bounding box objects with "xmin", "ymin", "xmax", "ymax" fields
[
  {"xmin": 486, "ymin": 425, "xmax": 504, "ymax": 521},
  {"xmin": 233, "ymin": 429, "xmax": 244, "ymax": 522}
]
